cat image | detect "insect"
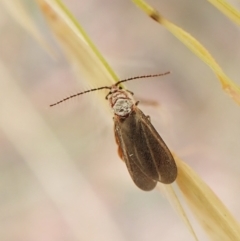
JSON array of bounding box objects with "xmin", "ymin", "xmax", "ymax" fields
[{"xmin": 50, "ymin": 72, "xmax": 177, "ymax": 191}]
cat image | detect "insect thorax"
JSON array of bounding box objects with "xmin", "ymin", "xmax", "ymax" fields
[
  {"xmin": 109, "ymin": 88, "xmax": 134, "ymax": 117},
  {"xmin": 113, "ymin": 98, "xmax": 133, "ymax": 117}
]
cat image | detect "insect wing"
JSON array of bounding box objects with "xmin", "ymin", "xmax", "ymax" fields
[
  {"xmin": 114, "ymin": 107, "xmax": 177, "ymax": 190},
  {"xmin": 115, "ymin": 124, "xmax": 157, "ymax": 191},
  {"xmin": 136, "ymin": 108, "xmax": 177, "ymax": 184}
]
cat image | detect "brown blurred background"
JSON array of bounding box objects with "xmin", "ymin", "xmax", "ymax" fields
[{"xmin": 0, "ymin": 0, "xmax": 240, "ymax": 240}]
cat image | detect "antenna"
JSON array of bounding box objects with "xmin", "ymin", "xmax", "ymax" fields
[
  {"xmin": 50, "ymin": 86, "xmax": 111, "ymax": 107},
  {"xmin": 50, "ymin": 71, "xmax": 170, "ymax": 107},
  {"xmin": 115, "ymin": 71, "xmax": 170, "ymax": 86}
]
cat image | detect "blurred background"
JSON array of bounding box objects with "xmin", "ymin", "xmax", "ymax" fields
[{"xmin": 0, "ymin": 0, "xmax": 240, "ymax": 240}]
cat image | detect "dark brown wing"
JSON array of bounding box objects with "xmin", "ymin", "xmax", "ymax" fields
[
  {"xmin": 115, "ymin": 123, "xmax": 157, "ymax": 191},
  {"xmin": 114, "ymin": 107, "xmax": 177, "ymax": 190}
]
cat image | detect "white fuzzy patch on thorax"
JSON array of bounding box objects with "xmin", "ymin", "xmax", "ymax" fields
[{"xmin": 113, "ymin": 98, "xmax": 133, "ymax": 116}]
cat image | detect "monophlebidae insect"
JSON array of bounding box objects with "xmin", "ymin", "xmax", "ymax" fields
[{"xmin": 50, "ymin": 72, "xmax": 177, "ymax": 191}]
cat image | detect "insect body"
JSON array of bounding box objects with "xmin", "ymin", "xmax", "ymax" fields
[{"xmin": 50, "ymin": 72, "xmax": 177, "ymax": 191}]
